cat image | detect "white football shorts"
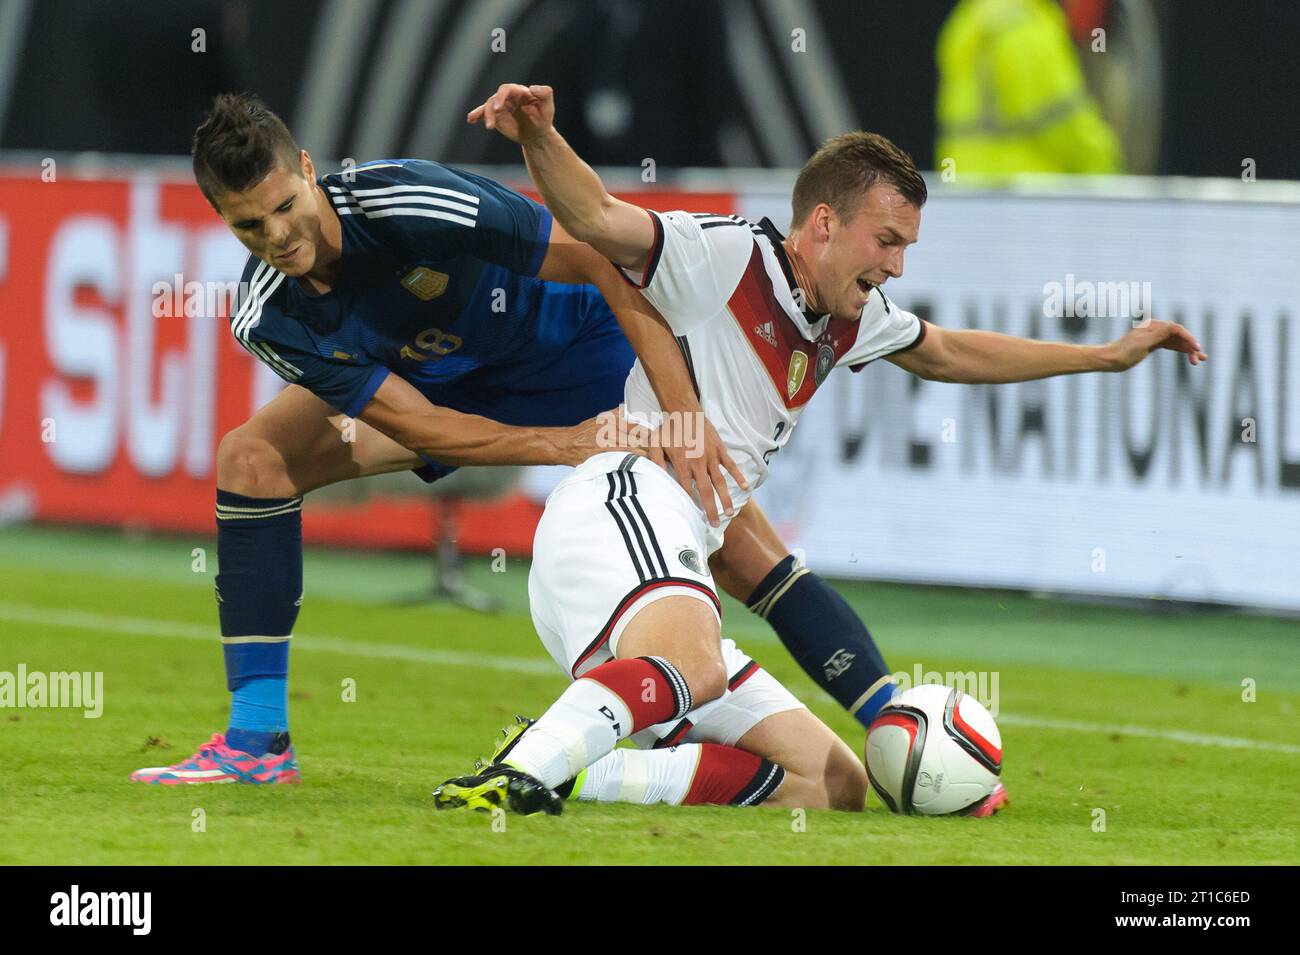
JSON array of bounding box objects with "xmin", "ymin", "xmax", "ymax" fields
[{"xmin": 529, "ymin": 451, "xmax": 805, "ymax": 748}]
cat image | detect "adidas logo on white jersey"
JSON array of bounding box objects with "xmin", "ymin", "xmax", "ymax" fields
[{"xmin": 755, "ymin": 321, "xmax": 777, "ymax": 347}]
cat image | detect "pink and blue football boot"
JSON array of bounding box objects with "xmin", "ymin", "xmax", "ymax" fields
[{"xmin": 130, "ymin": 732, "xmax": 300, "ymax": 785}]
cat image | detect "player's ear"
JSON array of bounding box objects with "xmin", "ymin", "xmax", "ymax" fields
[
  {"xmin": 298, "ymin": 149, "xmax": 314, "ymax": 181},
  {"xmin": 813, "ymin": 203, "xmax": 834, "ymax": 243}
]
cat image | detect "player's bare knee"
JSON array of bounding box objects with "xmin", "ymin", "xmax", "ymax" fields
[
  {"xmin": 647, "ymin": 650, "xmax": 726, "ymax": 706},
  {"xmin": 662, "ymin": 637, "xmax": 726, "ymax": 705},
  {"xmin": 821, "ymin": 741, "xmax": 869, "ymax": 811},
  {"xmin": 616, "ymin": 596, "xmax": 726, "ymax": 703},
  {"xmin": 680, "ymin": 654, "xmax": 727, "ymax": 705},
  {"xmin": 825, "ymin": 757, "xmax": 869, "ymax": 812},
  {"xmin": 768, "ymin": 760, "xmax": 865, "ymax": 812},
  {"xmin": 216, "ymin": 428, "xmax": 291, "ymax": 498}
]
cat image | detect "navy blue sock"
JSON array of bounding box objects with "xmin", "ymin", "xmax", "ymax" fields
[
  {"xmin": 748, "ymin": 555, "xmax": 897, "ymax": 729},
  {"xmin": 215, "ymin": 489, "xmax": 302, "ymax": 755}
]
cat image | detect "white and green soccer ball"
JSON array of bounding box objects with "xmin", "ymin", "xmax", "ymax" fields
[{"xmin": 865, "ymin": 684, "xmax": 1002, "ymax": 816}]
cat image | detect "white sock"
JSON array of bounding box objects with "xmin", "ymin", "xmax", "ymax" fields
[
  {"xmin": 504, "ymin": 679, "xmax": 636, "ymax": 790},
  {"xmin": 574, "ymin": 746, "xmax": 704, "ymax": 806}
]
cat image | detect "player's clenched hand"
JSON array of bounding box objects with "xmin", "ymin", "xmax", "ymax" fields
[
  {"xmin": 654, "ymin": 415, "xmax": 748, "ymax": 529},
  {"xmin": 466, "ymin": 83, "xmax": 556, "ymax": 145},
  {"xmin": 1104, "ymin": 319, "xmax": 1208, "ymax": 371}
]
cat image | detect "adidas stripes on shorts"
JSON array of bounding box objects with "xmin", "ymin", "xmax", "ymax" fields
[{"xmin": 529, "ymin": 451, "xmax": 805, "ymax": 748}]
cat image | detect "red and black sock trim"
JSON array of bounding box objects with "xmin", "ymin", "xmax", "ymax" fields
[
  {"xmin": 731, "ymin": 758, "xmax": 786, "ymax": 807},
  {"xmin": 643, "ymin": 665, "xmax": 757, "ymax": 723},
  {"xmin": 642, "ymin": 655, "xmax": 692, "ymax": 721}
]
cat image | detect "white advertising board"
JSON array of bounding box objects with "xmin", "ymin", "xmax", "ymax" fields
[{"xmin": 733, "ymin": 188, "xmax": 1300, "ymax": 610}]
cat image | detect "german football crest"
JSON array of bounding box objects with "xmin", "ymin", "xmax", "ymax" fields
[
  {"xmin": 814, "ymin": 344, "xmax": 835, "ymax": 387},
  {"xmin": 786, "ymin": 351, "xmax": 808, "ymax": 398},
  {"xmin": 400, "ymin": 267, "xmax": 449, "ymax": 301},
  {"xmin": 678, "ymin": 548, "xmax": 705, "ymax": 576}
]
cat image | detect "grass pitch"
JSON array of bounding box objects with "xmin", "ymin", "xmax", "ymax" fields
[{"xmin": 1, "ymin": 524, "xmax": 1297, "ymax": 865}]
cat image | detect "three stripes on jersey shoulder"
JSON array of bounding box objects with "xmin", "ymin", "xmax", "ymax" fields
[
  {"xmin": 232, "ymin": 260, "xmax": 301, "ymax": 382},
  {"xmin": 690, "ymin": 212, "xmax": 753, "ymax": 232},
  {"xmin": 328, "ymin": 178, "xmax": 480, "ymax": 228}
]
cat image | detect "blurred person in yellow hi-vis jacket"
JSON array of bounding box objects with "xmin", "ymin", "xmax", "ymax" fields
[{"xmin": 936, "ymin": 0, "xmax": 1124, "ymax": 175}]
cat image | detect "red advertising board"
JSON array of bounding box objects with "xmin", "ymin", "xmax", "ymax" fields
[{"xmin": 0, "ymin": 171, "xmax": 732, "ymax": 551}]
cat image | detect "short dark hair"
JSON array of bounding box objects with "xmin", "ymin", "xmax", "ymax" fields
[
  {"xmin": 791, "ymin": 131, "xmax": 927, "ymax": 227},
  {"xmin": 192, "ymin": 93, "xmax": 301, "ymax": 210}
]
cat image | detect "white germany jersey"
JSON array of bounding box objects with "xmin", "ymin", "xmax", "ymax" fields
[{"xmin": 618, "ymin": 211, "xmax": 927, "ymax": 553}]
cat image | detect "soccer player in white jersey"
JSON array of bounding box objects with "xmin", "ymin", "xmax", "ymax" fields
[{"xmin": 431, "ymin": 84, "xmax": 1208, "ymax": 816}]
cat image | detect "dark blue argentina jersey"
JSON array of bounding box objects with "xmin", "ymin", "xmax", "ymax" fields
[{"xmin": 229, "ymin": 158, "xmax": 628, "ymax": 421}]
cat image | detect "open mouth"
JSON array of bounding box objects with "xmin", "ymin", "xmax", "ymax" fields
[{"xmin": 856, "ymin": 277, "xmax": 873, "ymax": 294}]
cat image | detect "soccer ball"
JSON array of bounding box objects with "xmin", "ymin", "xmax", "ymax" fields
[{"xmin": 865, "ymin": 684, "xmax": 1002, "ymax": 815}]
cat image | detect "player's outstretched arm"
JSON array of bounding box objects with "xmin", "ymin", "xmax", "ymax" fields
[
  {"xmin": 887, "ymin": 319, "xmax": 1207, "ymax": 384},
  {"xmin": 468, "ymin": 83, "xmax": 655, "ymax": 271},
  {"xmin": 358, "ymin": 371, "xmax": 609, "ymax": 467}
]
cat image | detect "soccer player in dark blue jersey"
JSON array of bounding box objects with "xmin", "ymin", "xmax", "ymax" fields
[{"xmin": 131, "ymin": 93, "xmax": 751, "ymax": 785}]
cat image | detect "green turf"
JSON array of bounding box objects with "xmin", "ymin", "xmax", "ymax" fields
[{"xmin": 1, "ymin": 524, "xmax": 1297, "ymax": 865}]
